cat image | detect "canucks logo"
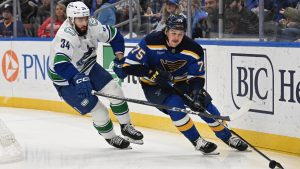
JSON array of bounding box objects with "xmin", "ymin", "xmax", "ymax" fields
[
  {"xmin": 88, "ymin": 18, "xmax": 98, "ymax": 26},
  {"xmin": 77, "ymin": 45, "xmax": 95, "ymax": 66},
  {"xmin": 160, "ymin": 59, "xmax": 187, "ymax": 72},
  {"xmin": 64, "ymin": 27, "xmax": 76, "ymax": 36}
]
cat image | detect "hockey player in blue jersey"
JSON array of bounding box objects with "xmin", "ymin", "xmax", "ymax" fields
[
  {"xmin": 114, "ymin": 14, "xmax": 248, "ymax": 154},
  {"xmin": 48, "ymin": 1, "xmax": 143, "ymax": 149}
]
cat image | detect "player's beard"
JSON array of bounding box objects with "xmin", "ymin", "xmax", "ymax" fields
[{"xmin": 75, "ymin": 25, "xmax": 88, "ymax": 36}]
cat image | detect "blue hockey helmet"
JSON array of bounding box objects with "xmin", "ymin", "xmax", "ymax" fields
[{"xmin": 165, "ymin": 14, "xmax": 187, "ymax": 32}]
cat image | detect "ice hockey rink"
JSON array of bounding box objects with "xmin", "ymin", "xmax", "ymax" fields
[{"xmin": 0, "ymin": 107, "xmax": 298, "ymax": 169}]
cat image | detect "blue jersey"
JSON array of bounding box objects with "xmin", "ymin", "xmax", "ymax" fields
[{"xmin": 124, "ymin": 31, "xmax": 205, "ymax": 85}]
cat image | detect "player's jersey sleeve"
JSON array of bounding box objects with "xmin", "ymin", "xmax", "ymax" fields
[
  {"xmin": 187, "ymin": 53, "xmax": 205, "ymax": 77},
  {"xmin": 186, "ymin": 46, "xmax": 205, "ymax": 89},
  {"xmin": 125, "ymin": 39, "xmax": 153, "ymax": 67},
  {"xmin": 122, "ymin": 39, "xmax": 155, "ymax": 77},
  {"xmin": 90, "ymin": 18, "xmax": 124, "ymax": 54},
  {"xmin": 182, "ymin": 39, "xmax": 205, "ymax": 78},
  {"xmin": 89, "ymin": 18, "xmax": 110, "ymax": 43},
  {"xmin": 48, "ymin": 26, "xmax": 80, "ymax": 84}
]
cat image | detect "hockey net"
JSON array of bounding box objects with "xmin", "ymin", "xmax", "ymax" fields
[{"xmin": 0, "ymin": 119, "xmax": 23, "ymax": 163}]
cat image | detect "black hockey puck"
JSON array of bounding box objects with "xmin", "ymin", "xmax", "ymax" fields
[{"xmin": 269, "ymin": 160, "xmax": 277, "ymax": 168}]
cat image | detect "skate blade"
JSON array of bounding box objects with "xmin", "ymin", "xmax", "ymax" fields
[
  {"xmin": 111, "ymin": 145, "xmax": 132, "ymax": 150},
  {"xmin": 202, "ymin": 151, "xmax": 220, "ymax": 155},
  {"xmin": 236, "ymin": 149, "xmax": 252, "ymax": 152},
  {"xmin": 124, "ymin": 136, "xmax": 144, "ymax": 145},
  {"xmin": 124, "ymin": 145, "xmax": 132, "ymax": 149},
  {"xmin": 197, "ymin": 148, "xmax": 220, "ymax": 155}
]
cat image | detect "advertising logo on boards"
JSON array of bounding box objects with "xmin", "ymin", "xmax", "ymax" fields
[
  {"xmin": 231, "ymin": 53, "xmax": 274, "ymax": 114},
  {"xmin": 103, "ymin": 45, "xmax": 138, "ymax": 85},
  {"xmin": 2, "ymin": 50, "xmax": 19, "ymax": 82}
]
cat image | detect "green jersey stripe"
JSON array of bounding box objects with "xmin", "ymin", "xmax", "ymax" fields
[
  {"xmin": 109, "ymin": 26, "xmax": 117, "ymax": 40},
  {"xmin": 94, "ymin": 120, "xmax": 113, "ymax": 133},
  {"xmin": 47, "ymin": 68, "xmax": 65, "ymax": 81},
  {"xmin": 54, "ymin": 54, "xmax": 71, "ymax": 64},
  {"xmin": 110, "ymin": 102, "xmax": 129, "ymax": 115}
]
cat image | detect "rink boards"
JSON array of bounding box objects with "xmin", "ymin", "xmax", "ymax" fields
[{"xmin": 0, "ymin": 39, "xmax": 299, "ymax": 155}]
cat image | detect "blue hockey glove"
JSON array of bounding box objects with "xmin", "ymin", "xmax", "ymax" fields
[
  {"xmin": 149, "ymin": 69, "xmax": 173, "ymax": 89},
  {"xmin": 189, "ymin": 89, "xmax": 212, "ymax": 112},
  {"xmin": 113, "ymin": 57, "xmax": 127, "ymax": 79},
  {"xmin": 72, "ymin": 73, "xmax": 92, "ymax": 99}
]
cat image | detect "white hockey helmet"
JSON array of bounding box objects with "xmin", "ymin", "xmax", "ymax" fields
[{"xmin": 66, "ymin": 1, "xmax": 90, "ymax": 24}]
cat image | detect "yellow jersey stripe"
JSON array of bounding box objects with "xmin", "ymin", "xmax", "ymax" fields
[
  {"xmin": 210, "ymin": 125, "xmax": 225, "ymax": 132},
  {"xmin": 140, "ymin": 77, "xmax": 188, "ymax": 85},
  {"xmin": 181, "ymin": 50, "xmax": 200, "ymax": 60},
  {"xmin": 177, "ymin": 119, "xmax": 195, "ymax": 131},
  {"xmin": 147, "ymin": 45, "xmax": 167, "ymax": 50},
  {"xmin": 123, "ymin": 63, "xmax": 130, "ymax": 67},
  {"xmin": 187, "ymin": 75, "xmax": 205, "ymax": 79},
  {"xmin": 140, "ymin": 77, "xmax": 156, "ymax": 85}
]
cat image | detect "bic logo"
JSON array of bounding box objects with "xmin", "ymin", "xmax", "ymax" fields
[
  {"xmin": 2, "ymin": 50, "xmax": 19, "ymax": 82},
  {"xmin": 231, "ymin": 53, "xmax": 274, "ymax": 114}
]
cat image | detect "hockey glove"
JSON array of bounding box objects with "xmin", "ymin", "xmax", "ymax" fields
[
  {"xmin": 73, "ymin": 73, "xmax": 93, "ymax": 99},
  {"xmin": 189, "ymin": 89, "xmax": 212, "ymax": 112},
  {"xmin": 113, "ymin": 57, "xmax": 127, "ymax": 79},
  {"xmin": 149, "ymin": 69, "xmax": 174, "ymax": 89}
]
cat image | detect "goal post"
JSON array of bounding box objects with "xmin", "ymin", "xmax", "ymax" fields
[{"xmin": 0, "ymin": 119, "xmax": 23, "ymax": 163}]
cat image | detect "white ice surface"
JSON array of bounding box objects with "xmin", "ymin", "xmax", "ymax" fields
[{"xmin": 0, "ymin": 107, "xmax": 298, "ymax": 169}]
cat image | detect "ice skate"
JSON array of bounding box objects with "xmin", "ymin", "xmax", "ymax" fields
[
  {"xmin": 105, "ymin": 135, "xmax": 131, "ymax": 149},
  {"xmin": 193, "ymin": 137, "xmax": 219, "ymax": 155},
  {"xmin": 226, "ymin": 135, "xmax": 248, "ymax": 151},
  {"xmin": 120, "ymin": 124, "xmax": 144, "ymax": 145}
]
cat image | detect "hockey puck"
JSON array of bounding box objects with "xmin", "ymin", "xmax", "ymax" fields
[{"xmin": 269, "ymin": 160, "xmax": 277, "ymax": 169}]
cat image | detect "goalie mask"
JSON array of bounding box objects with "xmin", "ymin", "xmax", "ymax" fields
[{"xmin": 66, "ymin": 1, "xmax": 90, "ymax": 36}]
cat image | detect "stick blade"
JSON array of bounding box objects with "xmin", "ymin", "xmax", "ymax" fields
[{"xmin": 230, "ymin": 100, "xmax": 254, "ymax": 121}]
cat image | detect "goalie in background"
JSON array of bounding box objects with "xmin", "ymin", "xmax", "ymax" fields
[
  {"xmin": 48, "ymin": 1, "xmax": 143, "ymax": 149},
  {"xmin": 114, "ymin": 14, "xmax": 248, "ymax": 154}
]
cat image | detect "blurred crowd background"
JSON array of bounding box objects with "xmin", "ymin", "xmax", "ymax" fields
[{"xmin": 0, "ymin": 0, "xmax": 300, "ymax": 42}]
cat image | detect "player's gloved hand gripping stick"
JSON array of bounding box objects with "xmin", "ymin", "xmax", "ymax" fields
[
  {"xmin": 149, "ymin": 69, "xmax": 174, "ymax": 89},
  {"xmin": 169, "ymin": 82, "xmax": 284, "ymax": 169},
  {"xmin": 113, "ymin": 57, "xmax": 127, "ymax": 79}
]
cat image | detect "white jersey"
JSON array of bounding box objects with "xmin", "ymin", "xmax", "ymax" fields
[{"xmin": 48, "ymin": 17, "xmax": 117, "ymax": 86}]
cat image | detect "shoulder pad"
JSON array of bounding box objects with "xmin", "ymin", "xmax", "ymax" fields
[
  {"xmin": 181, "ymin": 36, "xmax": 204, "ymax": 59},
  {"xmin": 63, "ymin": 27, "xmax": 77, "ymax": 36},
  {"xmin": 56, "ymin": 27, "xmax": 79, "ymax": 46},
  {"xmin": 89, "ymin": 18, "xmax": 99, "ymax": 26}
]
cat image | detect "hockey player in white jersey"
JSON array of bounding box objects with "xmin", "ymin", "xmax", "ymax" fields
[{"xmin": 48, "ymin": 1, "xmax": 143, "ymax": 149}]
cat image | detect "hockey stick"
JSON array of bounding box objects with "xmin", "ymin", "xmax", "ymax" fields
[
  {"xmin": 92, "ymin": 91, "xmax": 230, "ymax": 121},
  {"xmin": 229, "ymin": 130, "xmax": 284, "ymax": 169},
  {"xmin": 170, "ymin": 84, "xmax": 284, "ymax": 169},
  {"xmin": 226, "ymin": 99, "xmax": 254, "ymax": 121}
]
